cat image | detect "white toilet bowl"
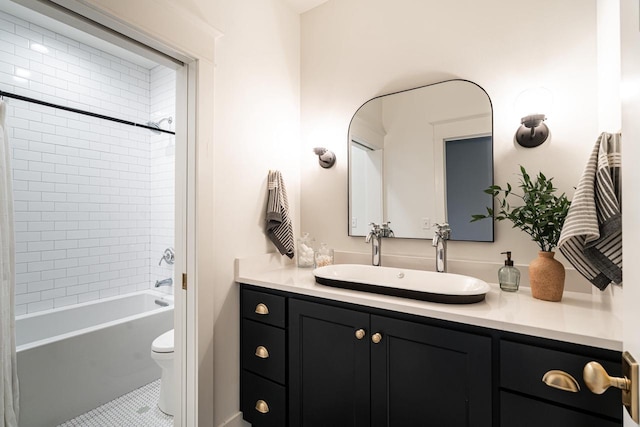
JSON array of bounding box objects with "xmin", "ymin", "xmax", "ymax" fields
[{"xmin": 151, "ymin": 329, "xmax": 174, "ymax": 415}]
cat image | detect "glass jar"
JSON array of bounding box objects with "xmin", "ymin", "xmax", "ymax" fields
[
  {"xmin": 314, "ymin": 243, "xmax": 334, "ymax": 268},
  {"xmin": 297, "ymin": 233, "xmax": 315, "ymax": 268}
]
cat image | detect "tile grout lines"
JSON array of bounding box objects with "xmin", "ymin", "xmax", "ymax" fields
[{"xmin": 57, "ymin": 380, "xmax": 173, "ymax": 427}]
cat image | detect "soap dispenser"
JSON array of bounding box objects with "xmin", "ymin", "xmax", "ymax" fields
[{"xmin": 498, "ymin": 251, "xmax": 520, "ymax": 292}]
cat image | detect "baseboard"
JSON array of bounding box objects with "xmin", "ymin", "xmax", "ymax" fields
[{"xmin": 217, "ymin": 411, "xmax": 248, "ymax": 427}]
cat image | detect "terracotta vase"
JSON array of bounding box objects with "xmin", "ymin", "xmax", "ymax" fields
[{"xmin": 529, "ymin": 251, "xmax": 565, "ymax": 302}]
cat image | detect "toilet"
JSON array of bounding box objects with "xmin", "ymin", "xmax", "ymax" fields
[{"xmin": 151, "ymin": 329, "xmax": 175, "ymax": 415}]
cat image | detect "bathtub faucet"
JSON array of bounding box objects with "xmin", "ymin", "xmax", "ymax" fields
[
  {"xmin": 155, "ymin": 278, "xmax": 173, "ymax": 288},
  {"xmin": 158, "ymin": 248, "xmax": 175, "ymax": 266}
]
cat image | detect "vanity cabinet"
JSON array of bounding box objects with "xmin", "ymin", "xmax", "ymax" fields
[
  {"xmin": 240, "ymin": 289, "xmax": 288, "ymax": 427},
  {"xmin": 288, "ymin": 298, "xmax": 492, "ymax": 427},
  {"xmin": 239, "ymin": 284, "xmax": 622, "ymax": 427}
]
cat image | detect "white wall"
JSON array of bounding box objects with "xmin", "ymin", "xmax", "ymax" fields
[
  {"xmin": 300, "ymin": 0, "xmax": 599, "ymax": 289},
  {"xmin": 1, "ymin": 10, "xmax": 175, "ymax": 314},
  {"xmin": 210, "ymin": 2, "xmax": 300, "ymax": 425}
]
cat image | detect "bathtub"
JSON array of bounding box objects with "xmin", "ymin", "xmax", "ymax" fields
[{"xmin": 16, "ymin": 290, "xmax": 174, "ymax": 427}]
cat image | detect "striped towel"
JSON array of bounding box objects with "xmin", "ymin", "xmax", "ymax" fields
[
  {"xmin": 558, "ymin": 132, "xmax": 622, "ymax": 290},
  {"xmin": 266, "ymin": 170, "xmax": 295, "ymax": 259}
]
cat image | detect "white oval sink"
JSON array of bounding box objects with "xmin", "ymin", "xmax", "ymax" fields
[{"xmin": 313, "ymin": 264, "xmax": 490, "ymax": 304}]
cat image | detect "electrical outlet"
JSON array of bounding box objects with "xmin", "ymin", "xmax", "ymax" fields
[{"xmin": 421, "ymin": 217, "xmax": 430, "ymax": 230}]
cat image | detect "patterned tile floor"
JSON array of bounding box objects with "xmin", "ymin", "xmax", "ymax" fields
[{"xmin": 57, "ymin": 380, "xmax": 173, "ymax": 427}]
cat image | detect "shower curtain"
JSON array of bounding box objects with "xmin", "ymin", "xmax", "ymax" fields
[{"xmin": 0, "ymin": 100, "xmax": 19, "ymax": 427}]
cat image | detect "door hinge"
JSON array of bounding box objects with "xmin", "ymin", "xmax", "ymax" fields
[{"xmin": 182, "ymin": 273, "xmax": 187, "ymax": 290}]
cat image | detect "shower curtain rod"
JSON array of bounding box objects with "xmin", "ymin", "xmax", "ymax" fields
[{"xmin": 0, "ymin": 90, "xmax": 176, "ymax": 135}]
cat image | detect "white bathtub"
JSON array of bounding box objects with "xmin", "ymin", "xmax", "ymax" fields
[{"xmin": 16, "ymin": 290, "xmax": 174, "ymax": 427}]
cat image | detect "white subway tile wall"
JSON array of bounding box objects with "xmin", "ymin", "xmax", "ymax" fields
[
  {"xmin": 0, "ymin": 11, "xmax": 176, "ymax": 314},
  {"xmin": 149, "ymin": 66, "xmax": 176, "ymax": 289}
]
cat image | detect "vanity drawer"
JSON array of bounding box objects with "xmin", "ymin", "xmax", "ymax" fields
[
  {"xmin": 500, "ymin": 391, "xmax": 620, "ymax": 427},
  {"xmin": 242, "ymin": 288, "xmax": 286, "ymax": 328},
  {"xmin": 500, "ymin": 340, "xmax": 621, "ymax": 420},
  {"xmin": 242, "ymin": 319, "xmax": 286, "ymax": 384},
  {"xmin": 241, "ymin": 371, "xmax": 286, "ymax": 427}
]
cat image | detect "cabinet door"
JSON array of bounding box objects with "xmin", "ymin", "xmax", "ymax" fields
[
  {"xmin": 370, "ymin": 315, "xmax": 492, "ymax": 427},
  {"xmin": 289, "ymin": 299, "xmax": 370, "ymax": 427}
]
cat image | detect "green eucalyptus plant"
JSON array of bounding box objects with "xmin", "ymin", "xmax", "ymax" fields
[{"xmin": 471, "ymin": 166, "xmax": 571, "ymax": 252}]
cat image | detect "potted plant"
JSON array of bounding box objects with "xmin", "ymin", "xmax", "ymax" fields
[{"xmin": 472, "ymin": 166, "xmax": 571, "ymax": 301}]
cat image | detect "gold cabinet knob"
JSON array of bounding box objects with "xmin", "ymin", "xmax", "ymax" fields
[
  {"xmin": 583, "ymin": 361, "xmax": 630, "ymax": 394},
  {"xmin": 355, "ymin": 329, "xmax": 366, "ymax": 340},
  {"xmin": 542, "ymin": 370, "xmax": 580, "ymax": 392},
  {"xmin": 371, "ymin": 332, "xmax": 382, "ymax": 344},
  {"xmin": 255, "ymin": 303, "xmax": 269, "ymax": 315},
  {"xmin": 255, "ymin": 399, "xmax": 270, "ymax": 414},
  {"xmin": 255, "ymin": 346, "xmax": 269, "ymax": 359}
]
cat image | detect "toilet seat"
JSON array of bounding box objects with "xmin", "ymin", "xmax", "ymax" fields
[{"xmin": 152, "ymin": 329, "xmax": 174, "ymax": 353}]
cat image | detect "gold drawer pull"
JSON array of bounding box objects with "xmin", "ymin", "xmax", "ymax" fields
[
  {"xmin": 255, "ymin": 399, "xmax": 270, "ymax": 414},
  {"xmin": 255, "ymin": 303, "xmax": 269, "ymax": 315},
  {"xmin": 355, "ymin": 329, "xmax": 366, "ymax": 340},
  {"xmin": 371, "ymin": 332, "xmax": 382, "ymax": 344},
  {"xmin": 542, "ymin": 370, "xmax": 580, "ymax": 392},
  {"xmin": 255, "ymin": 346, "xmax": 270, "ymax": 359}
]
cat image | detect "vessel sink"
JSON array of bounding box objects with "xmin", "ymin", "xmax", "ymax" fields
[{"xmin": 313, "ymin": 264, "xmax": 490, "ymax": 304}]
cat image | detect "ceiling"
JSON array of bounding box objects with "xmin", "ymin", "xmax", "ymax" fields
[{"xmin": 284, "ymin": 0, "xmax": 329, "ymax": 14}]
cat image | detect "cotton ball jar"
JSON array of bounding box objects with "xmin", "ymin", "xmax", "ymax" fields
[{"xmin": 297, "ymin": 233, "xmax": 315, "ymax": 268}]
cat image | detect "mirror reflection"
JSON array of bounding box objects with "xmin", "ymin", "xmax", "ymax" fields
[{"xmin": 348, "ymin": 80, "xmax": 494, "ymax": 241}]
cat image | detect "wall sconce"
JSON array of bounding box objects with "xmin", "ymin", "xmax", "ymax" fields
[
  {"xmin": 313, "ymin": 147, "xmax": 336, "ymax": 168},
  {"xmin": 514, "ymin": 87, "xmax": 553, "ymax": 148}
]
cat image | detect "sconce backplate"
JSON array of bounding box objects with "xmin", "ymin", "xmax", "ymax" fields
[{"xmin": 515, "ymin": 122, "xmax": 549, "ymax": 148}]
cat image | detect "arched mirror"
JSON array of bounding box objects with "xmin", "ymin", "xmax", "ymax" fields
[{"xmin": 348, "ymin": 79, "xmax": 494, "ymax": 241}]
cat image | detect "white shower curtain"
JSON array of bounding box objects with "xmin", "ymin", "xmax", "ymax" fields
[{"xmin": 0, "ymin": 100, "xmax": 19, "ymax": 427}]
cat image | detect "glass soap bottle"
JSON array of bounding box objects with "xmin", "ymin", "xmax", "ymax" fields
[
  {"xmin": 297, "ymin": 232, "xmax": 315, "ymax": 268},
  {"xmin": 314, "ymin": 243, "xmax": 334, "ymax": 268},
  {"xmin": 498, "ymin": 251, "xmax": 520, "ymax": 292}
]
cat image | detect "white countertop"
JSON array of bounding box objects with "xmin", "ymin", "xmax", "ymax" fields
[{"xmin": 235, "ymin": 258, "xmax": 622, "ymax": 351}]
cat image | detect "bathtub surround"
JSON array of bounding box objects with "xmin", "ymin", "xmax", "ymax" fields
[
  {"xmin": 149, "ymin": 66, "xmax": 176, "ymax": 296},
  {"xmin": 1, "ymin": 99, "xmax": 19, "ymax": 427},
  {"xmin": 0, "ymin": 10, "xmax": 176, "ymax": 315}
]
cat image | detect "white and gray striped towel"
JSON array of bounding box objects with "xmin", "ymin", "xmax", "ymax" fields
[
  {"xmin": 266, "ymin": 170, "xmax": 295, "ymax": 259},
  {"xmin": 558, "ymin": 132, "xmax": 622, "ymax": 290}
]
